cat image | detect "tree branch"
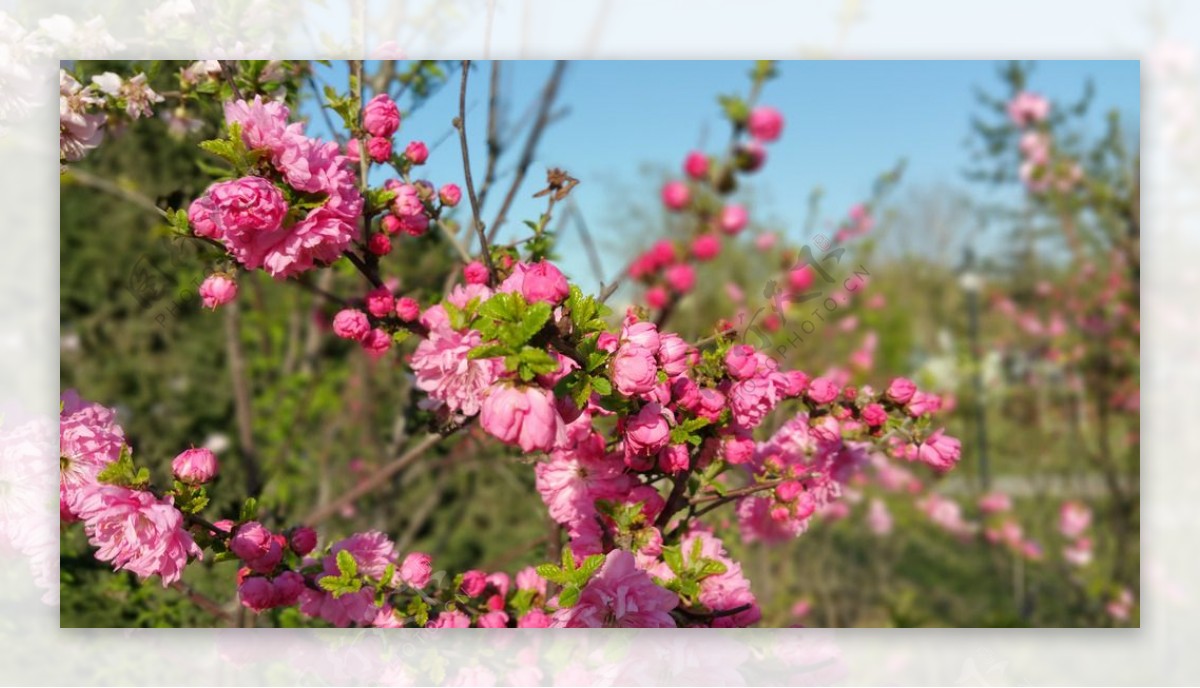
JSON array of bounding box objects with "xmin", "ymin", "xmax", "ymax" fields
[{"xmin": 453, "ymin": 60, "xmax": 497, "ymax": 283}]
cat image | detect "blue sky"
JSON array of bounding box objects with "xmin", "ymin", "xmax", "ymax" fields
[{"xmin": 306, "ymin": 61, "xmax": 1140, "ymax": 292}]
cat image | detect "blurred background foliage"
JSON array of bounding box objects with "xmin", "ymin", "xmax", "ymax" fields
[{"xmin": 60, "ymin": 60, "xmax": 1138, "ymax": 627}]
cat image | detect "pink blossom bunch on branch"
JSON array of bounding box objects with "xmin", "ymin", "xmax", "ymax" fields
[{"xmin": 59, "ymin": 60, "xmax": 966, "ymax": 628}]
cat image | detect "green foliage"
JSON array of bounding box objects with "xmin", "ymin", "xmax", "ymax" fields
[
  {"xmin": 535, "ymin": 549, "xmax": 605, "ymax": 608},
  {"xmin": 96, "ymin": 446, "xmax": 150, "ymax": 490}
]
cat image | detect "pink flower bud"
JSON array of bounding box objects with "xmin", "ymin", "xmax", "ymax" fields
[
  {"xmin": 199, "ymin": 274, "xmax": 238, "ymax": 310},
  {"xmin": 645, "ymin": 286, "xmax": 668, "ymax": 309},
  {"xmin": 461, "ymin": 569, "xmax": 488, "ymax": 597},
  {"xmin": 381, "ymin": 214, "xmax": 402, "ymax": 235},
  {"xmin": 725, "ymin": 344, "xmax": 758, "ymax": 380},
  {"xmin": 367, "ymin": 233, "xmax": 392, "ymax": 256},
  {"xmin": 332, "ymin": 309, "xmax": 371, "ymax": 341},
  {"xmin": 805, "ymin": 377, "xmax": 840, "ymax": 404},
  {"xmin": 723, "ymin": 434, "xmax": 756, "ymax": 464},
  {"xmin": 399, "ymin": 552, "xmax": 433, "ymax": 588},
  {"xmin": 776, "ymin": 480, "xmax": 804, "ymax": 502},
  {"xmin": 691, "ymin": 234, "xmax": 720, "ymax": 261},
  {"xmin": 238, "ymin": 576, "xmax": 276, "ymax": 612},
  {"xmin": 518, "ymin": 610, "xmax": 552, "ymax": 628},
  {"xmin": 661, "ymin": 181, "xmax": 691, "ymax": 211},
  {"xmin": 172, "ymin": 447, "xmax": 218, "ymax": 484},
  {"xmin": 288, "ymin": 527, "xmax": 317, "ymax": 556},
  {"xmin": 719, "ymin": 204, "xmax": 749, "ymax": 235},
  {"xmin": 612, "ymin": 344, "xmax": 659, "ymax": 396},
  {"xmin": 665, "ymin": 264, "xmax": 695, "ymax": 294},
  {"xmin": 748, "ymin": 106, "xmax": 784, "ymax": 142},
  {"xmin": 231, "ymin": 522, "xmax": 282, "ymax": 574},
  {"xmin": 361, "ymin": 328, "xmax": 392, "ymax": 359},
  {"xmin": 861, "ymin": 403, "xmax": 887, "ymax": 427},
  {"xmin": 362, "ymin": 93, "xmax": 400, "ymax": 138},
  {"xmin": 394, "ymin": 296, "xmax": 420, "ymax": 322},
  {"xmin": 480, "ymin": 385, "xmax": 563, "ymax": 453},
  {"xmin": 624, "ymin": 403, "xmax": 671, "ymax": 456},
  {"xmin": 916, "ymin": 429, "xmax": 961, "ymax": 472},
  {"xmin": 366, "ymin": 136, "xmax": 392, "ymax": 162},
  {"xmin": 439, "ymin": 183, "xmax": 462, "ymax": 206},
  {"xmin": 683, "ymin": 151, "xmax": 709, "ymax": 180},
  {"xmin": 405, "ymin": 140, "xmax": 428, "ymax": 164},
  {"xmin": 906, "ymin": 390, "xmax": 942, "ymax": 416},
  {"xmin": 365, "ymin": 286, "xmax": 395, "ymax": 318},
  {"xmin": 886, "ymin": 377, "xmax": 917, "ymax": 404},
  {"xmin": 658, "ymin": 444, "xmax": 690, "ymax": 473}
]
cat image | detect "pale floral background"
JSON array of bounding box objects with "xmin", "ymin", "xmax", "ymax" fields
[{"xmin": 2, "ymin": 0, "xmax": 1194, "ymax": 684}]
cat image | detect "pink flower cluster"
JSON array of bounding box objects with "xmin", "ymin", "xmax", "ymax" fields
[
  {"xmin": 637, "ymin": 105, "xmax": 786, "ymax": 311},
  {"xmin": 188, "ymin": 97, "xmax": 363, "ymax": 278},
  {"xmin": 76, "ymin": 486, "xmax": 202, "ymax": 586},
  {"xmin": 59, "ymin": 389, "xmax": 127, "ymax": 520}
]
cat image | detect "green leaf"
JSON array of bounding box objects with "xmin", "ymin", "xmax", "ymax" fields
[
  {"xmin": 558, "ymin": 585, "xmax": 581, "ymax": 608},
  {"xmin": 590, "ymin": 376, "xmax": 612, "ymax": 396},
  {"xmin": 407, "ymin": 595, "xmax": 430, "ymax": 627},
  {"xmin": 663, "ymin": 545, "xmax": 684, "ymax": 576},
  {"xmin": 468, "ymin": 344, "xmax": 509, "ymax": 360},
  {"xmin": 336, "ymin": 549, "xmax": 358, "ymax": 578},
  {"xmin": 239, "ymin": 497, "xmax": 258, "ymax": 523},
  {"xmin": 535, "ymin": 563, "xmax": 570, "ymax": 585}
]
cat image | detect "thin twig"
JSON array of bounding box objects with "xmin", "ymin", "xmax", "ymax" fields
[
  {"xmin": 171, "ymin": 582, "xmax": 234, "ymax": 625},
  {"xmin": 566, "ymin": 199, "xmax": 606, "ymax": 290},
  {"xmin": 453, "ymin": 60, "xmax": 497, "ymax": 283},
  {"xmin": 487, "ymin": 61, "xmax": 568, "ymax": 243},
  {"xmin": 65, "ymin": 168, "xmax": 167, "ymax": 219},
  {"xmin": 219, "ymin": 60, "xmax": 245, "ymax": 102},
  {"xmin": 304, "ymin": 424, "xmax": 468, "ymax": 525},
  {"xmin": 476, "ymin": 62, "xmax": 504, "ymax": 210},
  {"xmin": 224, "ymin": 301, "xmax": 264, "ymax": 497}
]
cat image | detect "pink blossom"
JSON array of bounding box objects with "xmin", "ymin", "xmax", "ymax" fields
[
  {"xmin": 747, "ymin": 106, "xmax": 784, "ymax": 142},
  {"xmin": 536, "ymin": 442, "xmax": 632, "ymax": 529},
  {"xmin": 886, "ymin": 377, "xmax": 917, "ymax": 404},
  {"xmin": 729, "ymin": 373, "xmax": 788, "ymax": 429},
  {"xmin": 788, "ymin": 266, "xmax": 815, "ymax": 293},
  {"xmin": 366, "ymin": 136, "xmax": 392, "ymax": 162},
  {"xmin": 658, "ymin": 444, "xmax": 690, "ymax": 473},
  {"xmin": 683, "ymin": 151, "xmax": 709, "ymax": 180},
  {"xmin": 1106, "ymin": 588, "xmax": 1134, "ymax": 622},
  {"xmin": 915, "ymin": 429, "xmax": 961, "ymax": 472},
  {"xmin": 428, "ymin": 610, "xmax": 471, "ymax": 628},
  {"xmin": 518, "ymin": 610, "xmax": 552, "ymax": 628},
  {"xmin": 1007, "ymin": 91, "xmax": 1050, "ymax": 127},
  {"xmin": 367, "ymin": 233, "xmax": 392, "ymax": 256},
  {"xmin": 516, "ymin": 566, "xmax": 547, "ymax": 596},
  {"xmin": 671, "ymin": 530, "xmax": 760, "ymax": 627},
  {"xmin": 399, "ymin": 552, "xmax": 433, "ymax": 588},
  {"xmin": 461, "ymin": 569, "xmax": 488, "ymax": 597},
  {"xmin": 1063, "ymin": 537, "xmax": 1093, "ymax": 567},
  {"xmin": 520, "ymin": 261, "xmax": 570, "ymax": 305},
  {"xmin": 612, "ymin": 344, "xmax": 659, "ymax": 396},
  {"xmin": 394, "ymin": 297, "xmax": 420, "ymax": 321},
  {"xmin": 198, "ymin": 274, "xmax": 238, "ymax": 309},
  {"xmin": 439, "ymin": 183, "xmax": 462, "ymax": 206},
  {"xmin": 665, "ymin": 264, "xmax": 696, "ymax": 294},
  {"xmin": 1059, "ymin": 501, "xmax": 1092, "ymax": 539},
  {"xmin": 624, "ymin": 403, "xmax": 672, "ymax": 457},
  {"xmin": 239, "ymin": 570, "xmax": 307, "ymax": 612},
  {"xmin": 365, "ymin": 286, "xmax": 395, "ymax": 318},
  {"xmin": 861, "ymin": 403, "xmax": 887, "ymax": 427},
  {"xmin": 288, "ymin": 527, "xmax": 317, "ymax": 556},
  {"xmin": 230, "ymin": 521, "xmax": 283, "ymax": 573},
  {"xmin": 332, "ymin": 309, "xmax": 371, "ymax": 341},
  {"xmin": 719, "ymin": 204, "xmax": 749, "ymax": 235},
  {"xmin": 656, "ymin": 333, "xmax": 692, "ymax": 378},
  {"xmin": 480, "ymin": 385, "xmax": 564, "ymax": 452},
  {"xmin": 223, "ymin": 96, "xmax": 295, "ymax": 158},
  {"xmin": 661, "ymin": 181, "xmax": 691, "ymax": 211},
  {"xmin": 478, "ymin": 611, "xmax": 509, "ymax": 628},
  {"xmin": 463, "ymin": 261, "xmax": 489, "ymax": 285},
  {"xmin": 645, "ymin": 286, "xmax": 668, "ymax": 309},
  {"xmin": 372, "ymin": 606, "xmax": 406, "ymax": 628},
  {"xmin": 59, "ymin": 392, "xmax": 126, "ymax": 520},
  {"xmin": 299, "ymin": 587, "xmax": 379, "ymax": 627},
  {"xmin": 978, "ymin": 491, "xmax": 1012, "ymax": 515},
  {"xmin": 737, "ymin": 140, "xmax": 767, "ymax": 172},
  {"xmin": 411, "ymin": 324, "xmax": 502, "ymax": 417},
  {"xmin": 723, "ymin": 434, "xmax": 756, "ymax": 464},
  {"xmin": 171, "ymin": 447, "xmax": 217, "ymax": 484},
  {"xmin": 867, "ymin": 498, "xmax": 893, "ymax": 536},
  {"xmin": 691, "ymin": 234, "xmax": 720, "ymax": 261},
  {"xmin": 550, "ymin": 550, "xmax": 678, "ymax": 627},
  {"xmin": 362, "ymin": 93, "xmax": 401, "ymax": 138},
  {"xmin": 907, "ymin": 391, "xmax": 942, "ymax": 416},
  {"xmin": 805, "ymin": 377, "xmax": 840, "ymax": 404},
  {"xmin": 725, "ymin": 345, "xmax": 759, "ymax": 380},
  {"xmin": 360, "ymin": 328, "xmax": 392, "ymax": 359},
  {"xmin": 204, "ymin": 176, "xmax": 288, "ymax": 240},
  {"xmin": 76, "ymin": 486, "xmax": 201, "ymax": 586},
  {"xmin": 405, "ymin": 140, "xmax": 429, "ymax": 164}
]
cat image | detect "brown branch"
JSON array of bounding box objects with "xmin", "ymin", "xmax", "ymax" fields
[
  {"xmin": 224, "ymin": 301, "xmax": 264, "ymax": 497},
  {"xmin": 453, "ymin": 60, "xmax": 497, "ymax": 284},
  {"xmin": 486, "ymin": 61, "xmax": 568, "ymax": 243},
  {"xmin": 476, "ymin": 61, "xmax": 504, "ymax": 209},
  {"xmin": 304, "ymin": 424, "xmax": 468, "ymax": 525},
  {"xmin": 171, "ymin": 582, "xmax": 234, "ymax": 625},
  {"xmin": 567, "ymin": 199, "xmax": 606, "ymax": 289},
  {"xmin": 64, "ymin": 168, "xmax": 168, "ymax": 218},
  {"xmin": 219, "ymin": 60, "xmax": 245, "ymax": 102}
]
